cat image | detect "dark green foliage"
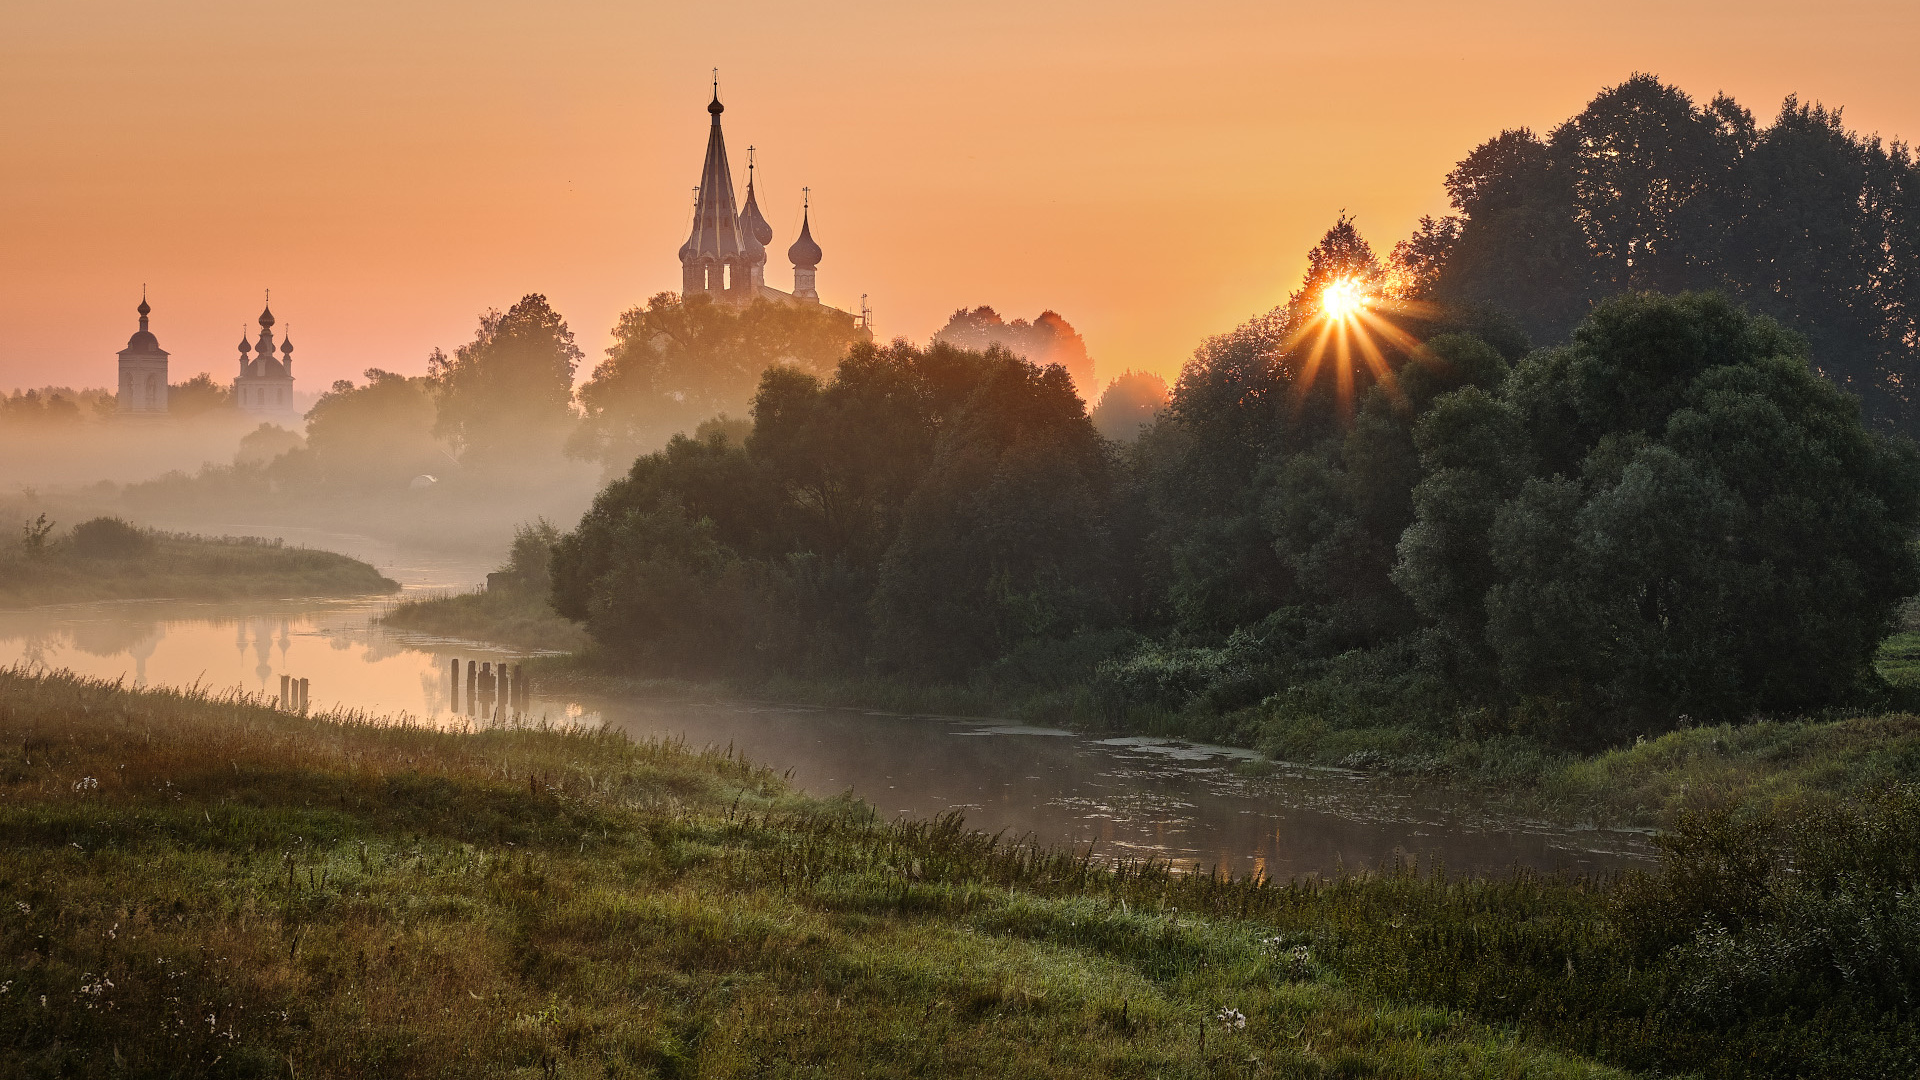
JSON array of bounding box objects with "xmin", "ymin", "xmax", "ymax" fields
[
  {"xmin": 1407, "ymin": 74, "xmax": 1920, "ymax": 433},
  {"xmin": 68, "ymin": 516, "xmax": 152, "ymax": 558},
  {"xmin": 1397, "ymin": 292, "xmax": 1920, "ymax": 743},
  {"xmin": 552, "ymin": 340, "xmax": 1116, "ymax": 681}
]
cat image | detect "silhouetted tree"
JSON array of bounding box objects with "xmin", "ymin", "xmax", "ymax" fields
[
  {"xmin": 430, "ymin": 294, "xmax": 582, "ymax": 472},
  {"xmin": 571, "ymin": 293, "xmax": 862, "ymax": 473},
  {"xmin": 933, "ymin": 307, "xmax": 1096, "ymax": 398},
  {"xmin": 1403, "ymin": 74, "xmax": 1920, "ymax": 432}
]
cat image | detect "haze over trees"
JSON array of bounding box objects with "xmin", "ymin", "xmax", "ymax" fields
[
  {"xmin": 570, "ymin": 293, "xmax": 864, "ymax": 475},
  {"xmin": 933, "ymin": 306, "xmax": 1095, "ymax": 398},
  {"xmin": 1090, "ymin": 370, "xmax": 1169, "ymax": 441}
]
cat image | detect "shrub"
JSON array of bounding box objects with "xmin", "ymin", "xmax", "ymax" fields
[{"xmin": 68, "ymin": 516, "xmax": 153, "ymax": 558}]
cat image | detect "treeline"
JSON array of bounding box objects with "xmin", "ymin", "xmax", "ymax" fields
[
  {"xmin": 1397, "ymin": 74, "xmax": 1920, "ymax": 434},
  {"xmin": 552, "ymin": 231, "xmax": 1920, "ymax": 756}
]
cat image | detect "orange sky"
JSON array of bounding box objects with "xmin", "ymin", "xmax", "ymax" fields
[{"xmin": 4, "ymin": 0, "xmax": 1919, "ymax": 398}]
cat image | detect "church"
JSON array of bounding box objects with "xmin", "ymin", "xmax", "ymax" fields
[
  {"xmin": 233, "ymin": 299, "xmax": 296, "ymax": 415},
  {"xmin": 678, "ymin": 84, "xmax": 832, "ymax": 309}
]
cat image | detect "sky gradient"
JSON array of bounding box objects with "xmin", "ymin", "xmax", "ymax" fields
[{"xmin": 5, "ymin": 0, "xmax": 1919, "ymax": 397}]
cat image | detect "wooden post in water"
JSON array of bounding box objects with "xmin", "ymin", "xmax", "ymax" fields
[
  {"xmin": 480, "ymin": 662, "xmax": 494, "ymax": 719},
  {"xmin": 280, "ymin": 674, "xmax": 290, "ymax": 710},
  {"xmin": 449, "ymin": 658, "xmax": 461, "ymax": 713},
  {"xmin": 298, "ymin": 678, "xmax": 310, "ymax": 713},
  {"xmin": 466, "ymin": 661, "xmax": 477, "ymax": 717},
  {"xmin": 513, "ymin": 663, "xmax": 525, "ymax": 716}
]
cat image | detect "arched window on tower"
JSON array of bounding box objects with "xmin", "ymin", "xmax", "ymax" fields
[{"xmin": 723, "ymin": 264, "xmax": 732, "ymax": 290}]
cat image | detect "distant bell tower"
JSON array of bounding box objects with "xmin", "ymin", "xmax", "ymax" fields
[
  {"xmin": 788, "ymin": 189, "xmax": 822, "ymax": 304},
  {"xmin": 117, "ymin": 289, "xmax": 170, "ymax": 414}
]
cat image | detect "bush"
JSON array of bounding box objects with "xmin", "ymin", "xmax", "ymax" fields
[{"xmin": 68, "ymin": 516, "xmax": 153, "ymax": 558}]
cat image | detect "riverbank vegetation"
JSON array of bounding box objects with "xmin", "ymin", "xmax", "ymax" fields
[
  {"xmin": 9, "ymin": 667, "xmax": 1920, "ymax": 1078},
  {"xmin": 0, "ymin": 516, "xmax": 397, "ymax": 607},
  {"xmin": 381, "ymin": 522, "xmax": 590, "ymax": 652}
]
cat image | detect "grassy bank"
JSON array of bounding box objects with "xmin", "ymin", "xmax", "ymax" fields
[
  {"xmin": 380, "ymin": 587, "xmax": 591, "ymax": 652},
  {"xmin": 0, "ymin": 527, "xmax": 397, "ymax": 607},
  {"xmin": 0, "ymin": 669, "xmax": 1662, "ymax": 1079}
]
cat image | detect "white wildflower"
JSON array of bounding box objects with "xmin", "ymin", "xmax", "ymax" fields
[{"xmin": 1217, "ymin": 1007, "xmax": 1247, "ymax": 1031}]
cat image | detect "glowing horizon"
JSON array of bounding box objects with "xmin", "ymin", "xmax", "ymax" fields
[{"xmin": 4, "ymin": 1, "xmax": 1919, "ymax": 400}]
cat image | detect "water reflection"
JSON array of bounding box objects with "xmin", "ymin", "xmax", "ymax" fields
[{"xmin": 0, "ymin": 593, "xmax": 1656, "ymax": 879}]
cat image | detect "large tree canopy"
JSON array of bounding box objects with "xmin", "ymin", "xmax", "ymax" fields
[
  {"xmin": 1397, "ymin": 292, "xmax": 1920, "ymax": 743},
  {"xmin": 429, "ymin": 293, "xmax": 583, "ymax": 472},
  {"xmin": 1400, "ymin": 75, "xmax": 1920, "ymax": 433},
  {"xmin": 570, "ymin": 293, "xmax": 864, "ymax": 474}
]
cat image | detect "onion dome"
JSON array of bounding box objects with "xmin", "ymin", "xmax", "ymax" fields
[
  {"xmin": 120, "ymin": 295, "xmax": 163, "ymax": 354},
  {"xmin": 237, "ymin": 330, "xmax": 252, "ymax": 357},
  {"xmin": 740, "ymin": 158, "xmax": 775, "ymax": 247},
  {"xmin": 280, "ymin": 334, "xmax": 294, "ymax": 356},
  {"xmin": 708, "ymin": 89, "xmax": 724, "ymax": 116},
  {"xmin": 678, "ymin": 237, "xmax": 696, "ymax": 263},
  {"xmin": 787, "ymin": 207, "xmax": 821, "ymax": 270},
  {"xmin": 258, "ymin": 303, "xmax": 275, "ymax": 329}
]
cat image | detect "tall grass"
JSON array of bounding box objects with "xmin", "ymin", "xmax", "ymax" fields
[
  {"xmin": 0, "ymin": 667, "xmax": 1635, "ymax": 1079},
  {"xmin": 10, "ymin": 667, "xmax": 1915, "ymax": 1077}
]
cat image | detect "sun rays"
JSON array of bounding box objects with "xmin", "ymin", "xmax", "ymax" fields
[{"xmin": 1285, "ymin": 275, "xmax": 1444, "ymax": 414}]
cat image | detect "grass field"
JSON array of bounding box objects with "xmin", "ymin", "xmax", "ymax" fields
[
  {"xmin": 0, "ymin": 530, "xmax": 397, "ymax": 607},
  {"xmin": 8, "ymin": 668, "xmax": 1920, "ymax": 1078}
]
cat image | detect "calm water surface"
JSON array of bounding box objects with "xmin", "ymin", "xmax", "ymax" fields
[{"xmin": 0, "ymin": 529, "xmax": 1655, "ymax": 878}]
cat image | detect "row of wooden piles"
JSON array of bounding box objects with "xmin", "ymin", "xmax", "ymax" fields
[{"xmin": 451, "ymin": 658, "xmax": 530, "ymax": 720}]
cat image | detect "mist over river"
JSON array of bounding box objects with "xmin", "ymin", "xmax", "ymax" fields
[{"xmin": 0, "ymin": 527, "xmax": 1654, "ymax": 879}]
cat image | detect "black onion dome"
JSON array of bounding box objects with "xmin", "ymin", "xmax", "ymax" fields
[
  {"xmin": 237, "ymin": 331, "xmax": 252, "ymax": 355},
  {"xmin": 708, "ymin": 91, "xmax": 724, "ymax": 116},
  {"xmin": 280, "ymin": 335, "xmax": 294, "ymax": 356},
  {"xmin": 258, "ymin": 304, "xmax": 275, "ymax": 329},
  {"xmin": 787, "ymin": 210, "xmax": 821, "ymax": 269},
  {"xmin": 137, "ymin": 298, "xmax": 151, "ymax": 317}
]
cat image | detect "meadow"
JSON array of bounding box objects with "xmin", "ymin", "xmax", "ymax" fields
[
  {"xmin": 4, "ymin": 667, "xmax": 1918, "ymax": 1078},
  {"xmin": 0, "ymin": 520, "xmax": 397, "ymax": 608}
]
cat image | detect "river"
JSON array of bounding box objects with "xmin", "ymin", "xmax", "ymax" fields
[{"xmin": 0, "ymin": 528, "xmax": 1655, "ymax": 879}]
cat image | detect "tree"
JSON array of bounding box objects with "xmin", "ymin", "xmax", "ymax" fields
[
  {"xmin": 166, "ymin": 374, "xmax": 234, "ymax": 418},
  {"xmin": 571, "ymin": 293, "xmax": 863, "ymax": 473},
  {"xmin": 430, "ymin": 294, "xmax": 582, "ymax": 472},
  {"xmin": 551, "ymin": 339, "xmax": 1122, "ymax": 679},
  {"xmin": 1405, "ymin": 75, "xmax": 1920, "ymax": 433},
  {"xmin": 1396, "ymin": 292, "xmax": 1920, "ymax": 744},
  {"xmin": 932, "ymin": 307, "xmax": 1095, "ymax": 398},
  {"xmin": 1091, "ymin": 370, "xmax": 1169, "ymax": 441},
  {"xmin": 302, "ymin": 370, "xmax": 446, "ymax": 490}
]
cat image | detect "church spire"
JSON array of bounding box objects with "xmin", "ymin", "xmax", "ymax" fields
[{"xmin": 681, "ymin": 73, "xmax": 750, "ymax": 300}]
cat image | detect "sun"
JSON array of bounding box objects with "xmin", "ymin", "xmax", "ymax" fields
[{"xmin": 1321, "ymin": 277, "xmax": 1367, "ymax": 322}]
